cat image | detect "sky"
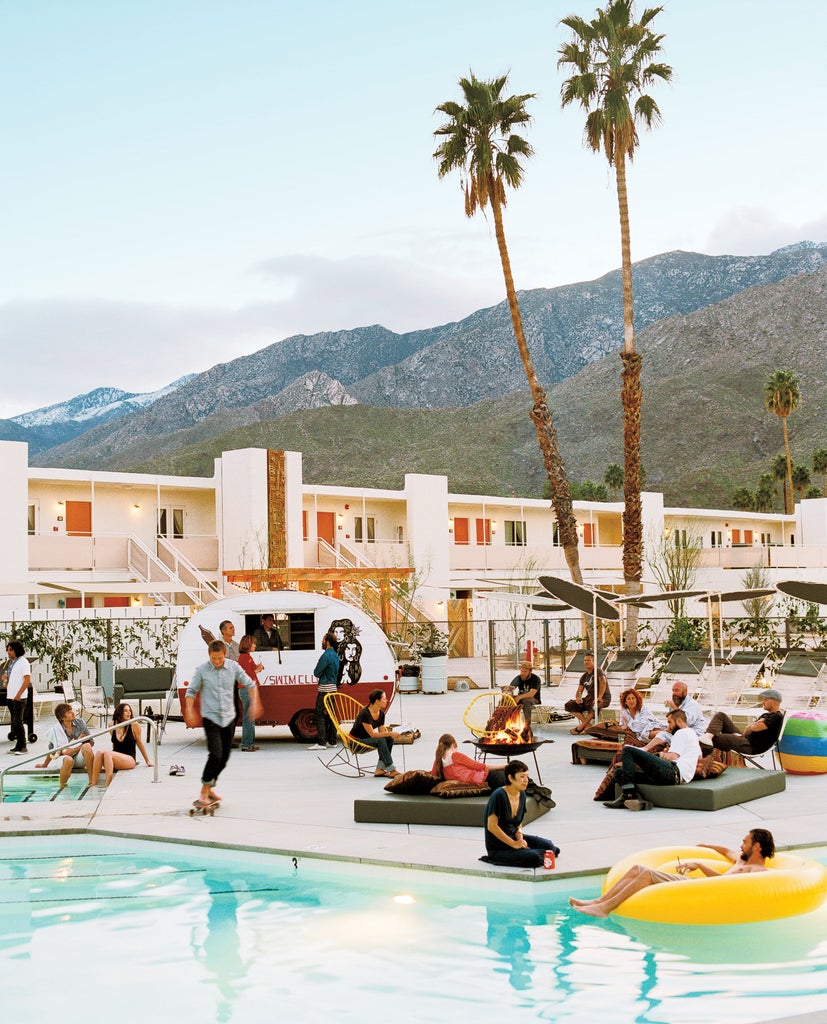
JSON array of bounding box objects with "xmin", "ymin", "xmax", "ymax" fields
[{"xmin": 1, "ymin": 0, "xmax": 826, "ymax": 419}]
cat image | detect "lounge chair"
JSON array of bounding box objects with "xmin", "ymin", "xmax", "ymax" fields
[{"xmin": 318, "ymin": 692, "xmax": 378, "ymax": 778}]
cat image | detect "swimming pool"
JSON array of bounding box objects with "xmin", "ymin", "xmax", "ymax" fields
[{"xmin": 3, "ymin": 835, "xmax": 827, "ymax": 1024}]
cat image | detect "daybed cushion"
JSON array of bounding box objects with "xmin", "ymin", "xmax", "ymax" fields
[
  {"xmin": 354, "ymin": 793, "xmax": 548, "ymax": 827},
  {"xmin": 636, "ymin": 767, "xmax": 785, "ymax": 811}
]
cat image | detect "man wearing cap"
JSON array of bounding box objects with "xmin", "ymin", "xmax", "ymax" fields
[
  {"xmin": 701, "ymin": 689, "xmax": 784, "ymax": 757},
  {"xmin": 509, "ymin": 661, "xmax": 542, "ymax": 721}
]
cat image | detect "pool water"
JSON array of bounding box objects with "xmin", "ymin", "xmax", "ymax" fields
[{"xmin": 3, "ymin": 836, "xmax": 827, "ymax": 1024}]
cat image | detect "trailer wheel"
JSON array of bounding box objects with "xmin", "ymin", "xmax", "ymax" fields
[{"xmin": 289, "ymin": 709, "xmax": 318, "ymax": 743}]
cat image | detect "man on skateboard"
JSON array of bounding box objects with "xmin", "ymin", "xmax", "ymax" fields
[{"xmin": 184, "ymin": 640, "xmax": 250, "ymax": 811}]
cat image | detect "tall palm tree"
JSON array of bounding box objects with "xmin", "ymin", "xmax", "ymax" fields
[
  {"xmin": 763, "ymin": 369, "xmax": 801, "ymax": 514},
  {"xmin": 433, "ymin": 73, "xmax": 584, "ymax": 586},
  {"xmin": 813, "ymin": 448, "xmax": 827, "ymax": 497},
  {"xmin": 558, "ymin": 0, "xmax": 671, "ymax": 645}
]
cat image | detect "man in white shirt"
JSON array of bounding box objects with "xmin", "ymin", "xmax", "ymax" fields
[
  {"xmin": 4, "ymin": 640, "xmax": 31, "ymax": 754},
  {"xmin": 604, "ymin": 709, "xmax": 701, "ymax": 811}
]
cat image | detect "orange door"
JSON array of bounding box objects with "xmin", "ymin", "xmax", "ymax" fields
[
  {"xmin": 454, "ymin": 517, "xmax": 469, "ymax": 545},
  {"xmin": 66, "ymin": 500, "xmax": 92, "ymax": 536},
  {"xmin": 317, "ymin": 511, "xmax": 335, "ymax": 546},
  {"xmin": 583, "ymin": 523, "xmax": 595, "ymax": 547}
]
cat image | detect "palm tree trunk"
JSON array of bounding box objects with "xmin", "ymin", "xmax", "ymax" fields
[
  {"xmin": 489, "ymin": 194, "xmax": 583, "ymax": 587},
  {"xmin": 615, "ymin": 151, "xmax": 642, "ymax": 643},
  {"xmin": 782, "ymin": 418, "xmax": 793, "ymax": 514}
]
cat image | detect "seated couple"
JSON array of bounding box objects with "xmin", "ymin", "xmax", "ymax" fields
[
  {"xmin": 481, "ymin": 760, "xmax": 560, "ymax": 869},
  {"xmin": 603, "ymin": 708, "xmax": 700, "ymax": 811},
  {"xmin": 36, "ymin": 702, "xmax": 152, "ymax": 788},
  {"xmin": 570, "ymin": 829, "xmax": 774, "ymax": 918},
  {"xmin": 432, "ymin": 734, "xmax": 554, "ymax": 808}
]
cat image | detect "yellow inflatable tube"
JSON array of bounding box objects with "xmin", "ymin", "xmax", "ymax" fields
[{"xmin": 603, "ymin": 846, "xmax": 827, "ymax": 925}]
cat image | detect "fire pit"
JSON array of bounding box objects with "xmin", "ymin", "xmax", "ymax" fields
[
  {"xmin": 465, "ymin": 696, "xmax": 552, "ymax": 782},
  {"xmin": 466, "ymin": 738, "xmax": 552, "ymax": 784}
]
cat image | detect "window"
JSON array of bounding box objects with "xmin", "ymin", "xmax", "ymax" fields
[
  {"xmin": 552, "ymin": 522, "xmax": 560, "ymax": 546},
  {"xmin": 710, "ymin": 530, "xmax": 723, "ymax": 548},
  {"xmin": 27, "ymin": 503, "xmax": 37, "ymax": 536},
  {"xmin": 505, "ymin": 520, "xmax": 527, "ymax": 546},
  {"xmin": 454, "ymin": 517, "xmax": 469, "ymax": 545},
  {"xmin": 354, "ymin": 516, "xmax": 376, "ymax": 543},
  {"xmin": 760, "ymin": 532, "xmax": 771, "ymax": 545},
  {"xmin": 157, "ymin": 507, "xmax": 185, "ymax": 539},
  {"xmin": 673, "ymin": 529, "xmax": 688, "ymax": 548},
  {"xmin": 242, "ymin": 612, "xmax": 315, "ymax": 651},
  {"xmin": 475, "ymin": 518, "xmax": 492, "ymax": 546}
]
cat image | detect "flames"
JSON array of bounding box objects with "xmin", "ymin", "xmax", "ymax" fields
[{"xmin": 482, "ymin": 702, "xmax": 534, "ymax": 746}]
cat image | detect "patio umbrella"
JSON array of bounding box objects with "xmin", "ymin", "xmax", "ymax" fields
[
  {"xmin": 776, "ymin": 581, "xmax": 827, "ymax": 607},
  {"xmin": 538, "ymin": 575, "xmax": 620, "ymax": 680}
]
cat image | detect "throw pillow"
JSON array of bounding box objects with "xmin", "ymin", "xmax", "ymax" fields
[
  {"xmin": 430, "ymin": 780, "xmax": 489, "ymax": 799},
  {"xmin": 694, "ymin": 751, "xmax": 728, "ymax": 780},
  {"xmin": 383, "ymin": 770, "xmax": 439, "ymax": 795}
]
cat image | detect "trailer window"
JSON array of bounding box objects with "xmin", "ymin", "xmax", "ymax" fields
[{"xmin": 242, "ymin": 612, "xmax": 316, "ymax": 651}]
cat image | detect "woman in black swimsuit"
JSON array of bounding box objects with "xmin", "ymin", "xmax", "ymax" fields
[{"xmin": 89, "ymin": 703, "xmax": 153, "ymax": 786}]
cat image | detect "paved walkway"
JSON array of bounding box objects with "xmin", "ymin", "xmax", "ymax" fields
[{"xmin": 2, "ymin": 689, "xmax": 823, "ymax": 885}]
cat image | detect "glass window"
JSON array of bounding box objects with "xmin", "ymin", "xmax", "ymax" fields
[{"xmin": 504, "ymin": 520, "xmax": 526, "ymax": 546}]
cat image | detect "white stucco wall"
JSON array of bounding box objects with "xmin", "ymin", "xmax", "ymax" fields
[
  {"xmin": 217, "ymin": 449, "xmax": 270, "ymax": 586},
  {"xmin": 0, "ymin": 442, "xmax": 30, "ymax": 614},
  {"xmin": 404, "ymin": 472, "xmax": 450, "ymax": 614}
]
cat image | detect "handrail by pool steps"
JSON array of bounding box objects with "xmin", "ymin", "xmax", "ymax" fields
[{"xmin": 0, "ymin": 716, "xmax": 160, "ymax": 802}]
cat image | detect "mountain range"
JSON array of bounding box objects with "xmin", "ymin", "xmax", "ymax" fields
[{"xmin": 3, "ymin": 241, "xmax": 826, "ymax": 508}]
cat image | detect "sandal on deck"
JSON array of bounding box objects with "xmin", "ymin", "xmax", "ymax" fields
[{"xmin": 168, "ymin": 765, "xmax": 186, "ymax": 776}]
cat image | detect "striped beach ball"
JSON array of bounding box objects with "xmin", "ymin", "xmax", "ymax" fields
[{"xmin": 778, "ymin": 713, "xmax": 827, "ymax": 775}]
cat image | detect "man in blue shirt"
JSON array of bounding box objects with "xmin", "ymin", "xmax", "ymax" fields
[
  {"xmin": 308, "ymin": 632, "xmax": 341, "ymax": 750},
  {"xmin": 185, "ymin": 640, "xmax": 250, "ymax": 808}
]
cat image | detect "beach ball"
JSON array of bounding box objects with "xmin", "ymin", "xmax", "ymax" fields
[{"xmin": 778, "ymin": 713, "xmax": 827, "ymax": 775}]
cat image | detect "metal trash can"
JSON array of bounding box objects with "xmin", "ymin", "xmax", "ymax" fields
[
  {"xmin": 398, "ymin": 665, "xmax": 421, "ymax": 693},
  {"xmin": 421, "ymin": 653, "xmax": 448, "ymax": 694}
]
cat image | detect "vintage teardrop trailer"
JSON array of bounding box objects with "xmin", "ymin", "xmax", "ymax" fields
[{"xmin": 176, "ymin": 591, "xmax": 398, "ymax": 741}]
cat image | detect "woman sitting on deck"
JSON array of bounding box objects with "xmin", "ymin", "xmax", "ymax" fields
[
  {"xmin": 481, "ymin": 760, "xmax": 560, "ymax": 868},
  {"xmin": 618, "ymin": 688, "xmax": 665, "ymax": 744},
  {"xmin": 89, "ymin": 703, "xmax": 153, "ymax": 786}
]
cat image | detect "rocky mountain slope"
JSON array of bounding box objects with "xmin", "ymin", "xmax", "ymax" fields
[
  {"xmin": 98, "ymin": 265, "xmax": 827, "ymax": 509},
  {"xmin": 19, "ymin": 242, "xmax": 826, "ymax": 468}
]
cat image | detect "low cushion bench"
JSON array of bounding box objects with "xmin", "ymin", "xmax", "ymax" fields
[
  {"xmin": 354, "ymin": 793, "xmax": 548, "ymax": 827},
  {"xmin": 637, "ymin": 767, "xmax": 786, "ymax": 811}
]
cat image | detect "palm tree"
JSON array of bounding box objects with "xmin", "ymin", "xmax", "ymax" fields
[
  {"xmin": 763, "ymin": 369, "xmax": 801, "ymax": 513},
  {"xmin": 771, "ymin": 453, "xmax": 789, "ymax": 514},
  {"xmin": 603, "ymin": 462, "xmax": 624, "ymax": 498},
  {"xmin": 731, "ymin": 487, "xmax": 755, "ymax": 511},
  {"xmin": 791, "ymin": 464, "xmax": 811, "ymax": 501},
  {"xmin": 754, "ymin": 473, "xmax": 776, "ymax": 513},
  {"xmin": 813, "ymin": 448, "xmax": 827, "ymax": 497},
  {"xmin": 559, "ymin": 0, "xmax": 672, "ymax": 644},
  {"xmin": 433, "ymin": 73, "xmax": 583, "ymax": 585}
]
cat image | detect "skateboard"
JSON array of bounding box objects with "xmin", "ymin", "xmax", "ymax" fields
[{"xmin": 188, "ymin": 799, "xmax": 219, "ymax": 817}]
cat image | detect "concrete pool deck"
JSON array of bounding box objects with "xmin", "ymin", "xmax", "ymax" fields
[{"xmin": 1, "ymin": 689, "xmax": 824, "ymax": 884}]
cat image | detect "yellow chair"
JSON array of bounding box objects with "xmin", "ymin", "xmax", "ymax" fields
[
  {"xmin": 462, "ymin": 691, "xmax": 518, "ymax": 741},
  {"xmin": 320, "ymin": 691, "xmax": 379, "ymax": 778}
]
